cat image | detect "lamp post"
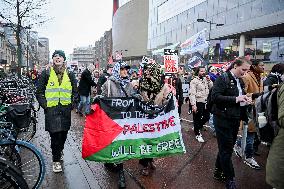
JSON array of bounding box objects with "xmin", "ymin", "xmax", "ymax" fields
[{"xmin": 197, "ymin": 19, "xmax": 224, "ymax": 63}]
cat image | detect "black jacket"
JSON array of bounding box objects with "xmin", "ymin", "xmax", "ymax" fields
[
  {"xmin": 211, "ymin": 71, "xmax": 247, "ymax": 120},
  {"xmin": 78, "ymin": 69, "xmax": 96, "ymax": 96},
  {"xmin": 264, "ymin": 74, "xmax": 281, "ymax": 86},
  {"xmin": 97, "ymin": 72, "xmax": 111, "ymax": 95},
  {"xmin": 36, "ymin": 68, "xmax": 78, "ymax": 133},
  {"xmin": 175, "ymin": 77, "xmax": 184, "ymax": 103}
]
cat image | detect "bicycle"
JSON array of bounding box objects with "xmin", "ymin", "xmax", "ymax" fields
[
  {"xmin": 0, "ymin": 156, "xmax": 29, "ymax": 189},
  {"xmin": 0, "ymin": 128, "xmax": 46, "ymax": 189}
]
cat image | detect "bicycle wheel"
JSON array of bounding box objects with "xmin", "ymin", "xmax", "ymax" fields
[
  {"xmin": 0, "ymin": 140, "xmax": 46, "ymax": 189},
  {"xmin": 17, "ymin": 117, "xmax": 37, "ymax": 142},
  {"xmin": 0, "ymin": 157, "xmax": 29, "ymax": 189}
]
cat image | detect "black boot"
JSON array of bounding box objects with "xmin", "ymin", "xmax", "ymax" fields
[
  {"xmin": 213, "ymin": 167, "xmax": 226, "ymax": 182},
  {"xmin": 118, "ymin": 169, "xmax": 126, "ymax": 189}
]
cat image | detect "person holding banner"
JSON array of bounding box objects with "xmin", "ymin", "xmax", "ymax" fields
[
  {"xmin": 189, "ymin": 66, "xmax": 213, "ymax": 143},
  {"xmin": 139, "ymin": 61, "xmax": 172, "ymax": 176},
  {"xmin": 101, "ymin": 60, "xmax": 134, "ymax": 189}
]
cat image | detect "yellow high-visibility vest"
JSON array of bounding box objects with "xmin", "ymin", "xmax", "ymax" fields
[{"xmin": 45, "ymin": 67, "xmax": 72, "ymax": 107}]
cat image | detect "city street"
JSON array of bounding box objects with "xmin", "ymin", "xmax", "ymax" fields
[{"xmin": 31, "ymin": 105, "xmax": 271, "ymax": 189}]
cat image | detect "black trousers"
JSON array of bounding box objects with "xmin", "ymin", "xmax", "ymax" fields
[
  {"xmin": 49, "ymin": 131, "xmax": 68, "ymax": 162},
  {"xmin": 214, "ymin": 115, "xmax": 240, "ymax": 180},
  {"xmin": 139, "ymin": 158, "xmax": 153, "ymax": 167},
  {"xmin": 193, "ymin": 102, "xmax": 210, "ymax": 135}
]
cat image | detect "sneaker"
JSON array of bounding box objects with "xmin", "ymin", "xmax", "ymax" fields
[
  {"xmin": 213, "ymin": 168, "xmax": 226, "ymax": 182},
  {"xmin": 233, "ymin": 144, "xmax": 242, "ymax": 159},
  {"xmin": 53, "ymin": 162, "xmax": 62, "ymax": 173},
  {"xmin": 244, "ymin": 157, "xmax": 261, "ymax": 170},
  {"xmin": 226, "ymin": 179, "xmax": 237, "ymax": 189},
  {"xmin": 195, "ymin": 134, "xmax": 205, "ymax": 143}
]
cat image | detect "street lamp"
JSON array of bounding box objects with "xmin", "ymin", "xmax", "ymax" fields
[{"xmin": 197, "ymin": 18, "xmax": 224, "ymax": 63}]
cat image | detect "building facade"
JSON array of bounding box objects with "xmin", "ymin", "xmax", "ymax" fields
[
  {"xmin": 148, "ymin": 0, "xmax": 284, "ymax": 63},
  {"xmin": 94, "ymin": 29, "xmax": 113, "ymax": 69},
  {"xmin": 71, "ymin": 46, "xmax": 95, "ymax": 68},
  {"xmin": 38, "ymin": 37, "xmax": 49, "ymax": 66},
  {"xmin": 112, "ymin": 0, "xmax": 149, "ymax": 65}
]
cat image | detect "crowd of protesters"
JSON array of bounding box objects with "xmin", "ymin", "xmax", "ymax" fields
[{"xmin": 1, "ymin": 50, "xmax": 281, "ymax": 189}]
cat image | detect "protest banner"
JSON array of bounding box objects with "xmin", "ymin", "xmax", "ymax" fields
[
  {"xmin": 185, "ymin": 52, "xmax": 207, "ymax": 69},
  {"xmin": 164, "ymin": 49, "xmax": 179, "ymax": 74},
  {"xmin": 82, "ymin": 96, "xmax": 186, "ymax": 163},
  {"xmin": 180, "ymin": 29, "xmax": 208, "ymax": 55}
]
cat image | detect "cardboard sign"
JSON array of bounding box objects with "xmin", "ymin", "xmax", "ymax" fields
[{"xmin": 164, "ymin": 49, "xmax": 178, "ymax": 74}]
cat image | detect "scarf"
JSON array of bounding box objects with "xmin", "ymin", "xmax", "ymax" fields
[
  {"xmin": 111, "ymin": 61, "xmax": 130, "ymax": 88},
  {"xmin": 140, "ymin": 62, "xmax": 162, "ymax": 98},
  {"xmin": 53, "ymin": 64, "xmax": 66, "ymax": 85}
]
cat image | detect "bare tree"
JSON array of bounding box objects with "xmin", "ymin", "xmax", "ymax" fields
[{"xmin": 0, "ymin": 0, "xmax": 49, "ymax": 75}]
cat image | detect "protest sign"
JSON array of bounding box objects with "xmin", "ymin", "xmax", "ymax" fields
[
  {"xmin": 82, "ymin": 96, "xmax": 186, "ymax": 163},
  {"xmin": 180, "ymin": 29, "xmax": 208, "ymax": 55},
  {"xmin": 164, "ymin": 49, "xmax": 179, "ymax": 74}
]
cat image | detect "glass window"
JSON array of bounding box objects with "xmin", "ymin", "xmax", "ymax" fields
[
  {"xmin": 239, "ymin": 0, "xmax": 252, "ymax": 6},
  {"xmin": 213, "ymin": 0, "xmax": 219, "ymax": 15},
  {"xmin": 195, "ymin": 3, "xmax": 207, "ymax": 20},
  {"xmin": 227, "ymin": 0, "xmax": 238, "ymax": 10},
  {"xmin": 225, "ymin": 7, "xmax": 238, "ymax": 25},
  {"xmin": 238, "ymin": 3, "xmax": 252, "ymax": 22},
  {"xmin": 279, "ymin": 0, "xmax": 284, "ymax": 10},
  {"xmin": 207, "ymin": 0, "xmax": 215, "ymax": 17},
  {"xmin": 262, "ymin": 0, "xmax": 279, "ymax": 15},
  {"xmin": 218, "ymin": 0, "xmax": 227, "ymax": 13},
  {"xmin": 251, "ymin": 0, "xmax": 263, "ymax": 18}
]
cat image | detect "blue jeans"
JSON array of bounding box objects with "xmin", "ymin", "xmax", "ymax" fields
[
  {"xmin": 78, "ymin": 95, "xmax": 91, "ymax": 115},
  {"xmin": 236, "ymin": 132, "xmax": 255, "ymax": 158}
]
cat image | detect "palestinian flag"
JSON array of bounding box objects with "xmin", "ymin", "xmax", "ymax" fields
[{"xmin": 82, "ymin": 96, "xmax": 186, "ymax": 163}]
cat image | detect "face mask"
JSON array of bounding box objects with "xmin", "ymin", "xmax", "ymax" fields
[{"xmin": 281, "ymin": 74, "xmax": 284, "ymax": 82}]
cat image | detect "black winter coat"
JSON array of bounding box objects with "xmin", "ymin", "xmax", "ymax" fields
[
  {"xmin": 78, "ymin": 69, "xmax": 96, "ymax": 96},
  {"xmin": 36, "ymin": 68, "xmax": 78, "ymax": 133},
  {"xmin": 264, "ymin": 74, "xmax": 281, "ymax": 86},
  {"xmin": 211, "ymin": 71, "xmax": 247, "ymax": 120},
  {"xmin": 97, "ymin": 72, "xmax": 111, "ymax": 95}
]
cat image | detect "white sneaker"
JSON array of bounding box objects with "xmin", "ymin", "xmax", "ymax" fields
[
  {"xmin": 195, "ymin": 135, "xmax": 205, "ymax": 143},
  {"xmin": 244, "ymin": 157, "xmax": 261, "ymax": 170},
  {"xmin": 53, "ymin": 162, "xmax": 62, "ymax": 173},
  {"xmin": 233, "ymin": 144, "xmax": 242, "ymax": 158}
]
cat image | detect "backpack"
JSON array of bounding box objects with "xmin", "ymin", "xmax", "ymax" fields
[
  {"xmin": 255, "ymin": 87, "xmax": 280, "ymax": 143},
  {"xmin": 206, "ymin": 72, "xmax": 230, "ymax": 113}
]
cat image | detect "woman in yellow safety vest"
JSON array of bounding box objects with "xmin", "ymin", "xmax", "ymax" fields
[{"xmin": 36, "ymin": 50, "xmax": 78, "ymax": 173}]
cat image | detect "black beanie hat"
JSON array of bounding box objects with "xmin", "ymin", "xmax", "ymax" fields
[{"xmin": 52, "ymin": 50, "xmax": 66, "ymax": 61}]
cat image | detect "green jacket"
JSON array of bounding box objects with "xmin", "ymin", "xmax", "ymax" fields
[{"xmin": 266, "ymin": 83, "xmax": 284, "ymax": 189}]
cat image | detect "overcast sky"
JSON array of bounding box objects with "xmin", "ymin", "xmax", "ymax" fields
[{"xmin": 36, "ymin": 0, "xmax": 113, "ymax": 59}]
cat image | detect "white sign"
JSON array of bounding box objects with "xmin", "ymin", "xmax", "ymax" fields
[
  {"xmin": 182, "ymin": 83, "xmax": 189, "ymax": 97},
  {"xmin": 180, "ymin": 29, "xmax": 209, "ymax": 55},
  {"xmin": 263, "ymin": 43, "xmax": 272, "ymax": 53},
  {"xmin": 164, "ymin": 55, "xmax": 178, "ymax": 74}
]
